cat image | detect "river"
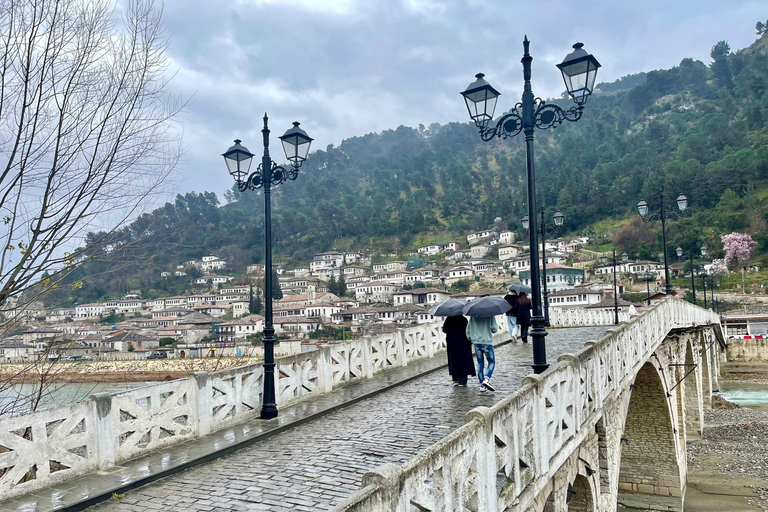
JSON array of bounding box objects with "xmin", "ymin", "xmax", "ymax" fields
[{"xmin": 0, "ymin": 381, "xmax": 156, "ymax": 417}]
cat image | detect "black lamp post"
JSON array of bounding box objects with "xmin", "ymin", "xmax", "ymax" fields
[
  {"xmin": 522, "ymin": 209, "xmax": 564, "ymax": 326},
  {"xmin": 637, "ymin": 193, "xmax": 688, "ymax": 295},
  {"xmin": 643, "ymin": 271, "xmax": 654, "ymax": 305},
  {"xmin": 222, "ymin": 114, "xmax": 313, "ymax": 419},
  {"xmin": 676, "ymin": 243, "xmax": 707, "ymax": 306},
  {"xmin": 461, "ymin": 38, "xmax": 600, "ymax": 374},
  {"xmin": 601, "ymin": 251, "xmax": 626, "ymax": 325},
  {"xmin": 700, "ymin": 244, "xmax": 708, "ymax": 309}
]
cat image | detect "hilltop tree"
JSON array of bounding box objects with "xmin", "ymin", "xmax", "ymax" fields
[
  {"xmin": 757, "ymin": 19, "xmax": 767, "ymax": 35},
  {"xmin": 0, "ymin": 0, "xmax": 181, "ymax": 318},
  {"xmin": 710, "ymin": 40, "xmax": 733, "ymax": 90}
]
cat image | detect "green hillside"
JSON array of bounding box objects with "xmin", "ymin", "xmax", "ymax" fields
[{"xmin": 50, "ymin": 31, "xmax": 768, "ymax": 305}]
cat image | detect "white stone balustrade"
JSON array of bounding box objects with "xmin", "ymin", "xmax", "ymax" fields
[
  {"xmin": 549, "ymin": 307, "xmax": 630, "ymax": 327},
  {"xmin": 0, "ymin": 317, "xmax": 502, "ymax": 501},
  {"xmin": 330, "ymin": 298, "xmax": 722, "ymax": 512}
]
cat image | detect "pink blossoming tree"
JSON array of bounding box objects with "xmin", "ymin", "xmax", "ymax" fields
[{"xmin": 721, "ymin": 232, "xmax": 757, "ymax": 293}]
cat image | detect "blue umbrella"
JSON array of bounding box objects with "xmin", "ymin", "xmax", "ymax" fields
[
  {"xmin": 429, "ymin": 299, "xmax": 467, "ymax": 317},
  {"xmin": 506, "ymin": 284, "xmax": 532, "ymax": 294},
  {"xmin": 461, "ymin": 296, "xmax": 512, "ymax": 318}
]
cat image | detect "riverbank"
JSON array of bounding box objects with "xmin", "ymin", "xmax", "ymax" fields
[
  {"xmin": 0, "ymin": 356, "xmax": 264, "ymax": 383},
  {"xmin": 685, "ymin": 364, "xmax": 768, "ymax": 511}
]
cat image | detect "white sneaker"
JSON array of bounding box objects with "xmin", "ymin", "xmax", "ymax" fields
[
  {"xmin": 482, "ymin": 379, "xmax": 496, "ymax": 392},
  {"xmin": 453, "ymin": 381, "xmax": 459, "ymax": 387},
  {"xmin": 478, "ymin": 385, "xmax": 487, "ymax": 392}
]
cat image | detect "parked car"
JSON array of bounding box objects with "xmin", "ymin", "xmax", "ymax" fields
[{"xmin": 147, "ymin": 352, "xmax": 167, "ymax": 359}]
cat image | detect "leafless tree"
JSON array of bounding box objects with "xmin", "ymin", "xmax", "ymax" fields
[{"xmin": 0, "ymin": 0, "xmax": 183, "ymax": 318}]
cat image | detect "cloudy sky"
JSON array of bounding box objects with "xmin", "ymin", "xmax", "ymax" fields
[{"xmin": 159, "ymin": 0, "xmax": 766, "ymax": 200}]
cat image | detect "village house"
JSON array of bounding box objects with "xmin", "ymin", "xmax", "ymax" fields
[
  {"xmin": 519, "ymin": 264, "xmax": 585, "ymax": 292},
  {"xmin": 467, "ymin": 230, "xmax": 493, "ymax": 245},
  {"xmin": 219, "ymin": 285, "xmax": 250, "ymax": 295},
  {"xmin": 304, "ymin": 304, "xmax": 344, "ymax": 323},
  {"xmin": 151, "ymin": 308, "xmax": 193, "ymax": 319},
  {"xmin": 446, "ymin": 249, "xmax": 471, "ymax": 262},
  {"xmin": 499, "ymin": 230, "xmax": 516, "ymax": 245},
  {"xmin": 101, "ymin": 331, "xmax": 158, "ymax": 352},
  {"xmin": 292, "ymin": 266, "xmax": 310, "ymax": 276},
  {"xmin": 446, "ymin": 266, "xmax": 473, "ymax": 280},
  {"xmin": 343, "ymin": 266, "xmax": 369, "ymax": 277},
  {"xmin": 246, "ymin": 264, "xmax": 265, "ymax": 275},
  {"xmin": 374, "ymin": 270, "xmax": 408, "ymax": 285},
  {"xmin": 277, "ymin": 286, "xmax": 340, "ymax": 309},
  {"xmin": 313, "ymin": 267, "xmax": 343, "ymax": 279},
  {"xmin": 217, "ymin": 314, "xmax": 265, "ymax": 343},
  {"xmin": 392, "ymin": 288, "xmax": 451, "ymax": 306},
  {"xmin": 417, "ymin": 244, "xmax": 442, "ymax": 256},
  {"xmin": 232, "ymin": 301, "xmax": 251, "ymax": 318},
  {"xmin": 385, "ymin": 261, "xmax": 408, "ymax": 272},
  {"xmin": 470, "ymin": 245, "xmax": 492, "ymax": 259},
  {"xmin": 279, "ymin": 276, "xmax": 326, "ymax": 294},
  {"xmin": 355, "ymin": 281, "xmax": 400, "ymax": 304},
  {"xmin": 75, "ymin": 303, "xmax": 105, "ymax": 318},
  {"xmin": 498, "ymin": 244, "xmax": 525, "ymax": 262},
  {"xmin": 103, "ymin": 298, "xmax": 145, "ymax": 314},
  {"xmin": 193, "ymin": 303, "xmax": 228, "ymax": 317},
  {"xmin": 0, "ymin": 341, "xmax": 36, "ymax": 362},
  {"xmin": 174, "ymin": 270, "xmax": 187, "ymax": 277},
  {"xmin": 310, "ymin": 251, "xmax": 344, "ymax": 272},
  {"xmin": 346, "ymin": 275, "xmax": 371, "ymax": 290},
  {"xmin": 201, "ymin": 256, "xmax": 227, "ymax": 273},
  {"xmin": 186, "ymin": 294, "xmax": 217, "ymax": 307},
  {"xmin": 547, "ymin": 288, "xmax": 603, "ymax": 308},
  {"xmin": 344, "ymin": 252, "xmax": 363, "ymax": 265},
  {"xmin": 274, "ymin": 316, "xmax": 322, "ymax": 338},
  {"xmin": 586, "ymin": 298, "xmax": 639, "ymax": 314}
]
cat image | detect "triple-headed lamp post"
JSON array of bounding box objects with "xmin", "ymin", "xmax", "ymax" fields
[
  {"xmin": 222, "ymin": 114, "xmax": 313, "ymax": 419},
  {"xmin": 676, "ymin": 243, "xmax": 708, "ymax": 306},
  {"xmin": 522, "ymin": 209, "xmax": 565, "ymax": 326},
  {"xmin": 461, "ymin": 38, "xmax": 600, "ymax": 374},
  {"xmin": 637, "ymin": 193, "xmax": 688, "ymax": 295}
]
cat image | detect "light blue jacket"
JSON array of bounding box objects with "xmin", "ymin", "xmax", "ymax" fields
[{"xmin": 465, "ymin": 316, "xmax": 498, "ymax": 345}]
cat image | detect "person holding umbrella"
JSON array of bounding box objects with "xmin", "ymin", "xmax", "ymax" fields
[
  {"xmin": 430, "ymin": 300, "xmax": 475, "ymax": 386},
  {"xmin": 516, "ymin": 292, "xmax": 533, "ymax": 343},
  {"xmin": 462, "ymin": 296, "xmax": 511, "ymax": 392}
]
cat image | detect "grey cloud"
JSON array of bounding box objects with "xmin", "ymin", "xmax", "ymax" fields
[{"xmin": 160, "ymin": 0, "xmax": 767, "ymax": 199}]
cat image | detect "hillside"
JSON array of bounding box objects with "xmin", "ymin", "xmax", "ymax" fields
[{"xmin": 50, "ymin": 30, "xmax": 768, "ymax": 305}]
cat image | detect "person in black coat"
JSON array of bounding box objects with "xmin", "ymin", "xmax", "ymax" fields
[
  {"xmin": 516, "ymin": 292, "xmax": 533, "ymax": 343},
  {"xmin": 442, "ymin": 315, "xmax": 476, "ymax": 386}
]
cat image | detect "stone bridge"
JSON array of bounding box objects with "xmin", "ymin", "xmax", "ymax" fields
[
  {"xmin": 332, "ymin": 298, "xmax": 722, "ymax": 512},
  {"xmin": 0, "ymin": 298, "xmax": 722, "ymax": 512}
]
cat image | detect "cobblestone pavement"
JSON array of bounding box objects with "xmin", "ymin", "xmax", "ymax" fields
[{"xmin": 88, "ymin": 327, "xmax": 608, "ymax": 512}]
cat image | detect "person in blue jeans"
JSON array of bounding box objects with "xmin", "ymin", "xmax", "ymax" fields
[{"xmin": 466, "ymin": 315, "xmax": 498, "ymax": 391}]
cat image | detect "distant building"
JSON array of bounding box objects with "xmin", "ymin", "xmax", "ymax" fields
[{"xmin": 519, "ymin": 264, "xmax": 585, "ymax": 291}]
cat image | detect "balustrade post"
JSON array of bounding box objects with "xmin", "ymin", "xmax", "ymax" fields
[
  {"xmin": 318, "ymin": 346, "xmax": 333, "ymax": 393},
  {"xmin": 426, "ymin": 326, "xmax": 436, "ymax": 359},
  {"xmin": 396, "ymin": 329, "xmax": 408, "ymax": 367},
  {"xmin": 89, "ymin": 392, "xmax": 116, "ymax": 469},
  {"xmin": 362, "ymin": 335, "xmax": 374, "ymax": 379},
  {"xmin": 522, "ymin": 373, "xmax": 549, "ymax": 475},
  {"xmin": 361, "ymin": 462, "xmax": 402, "ymax": 511},
  {"xmin": 466, "ymin": 406, "xmax": 498, "ymax": 512},
  {"xmin": 193, "ymin": 372, "xmax": 212, "ymax": 437}
]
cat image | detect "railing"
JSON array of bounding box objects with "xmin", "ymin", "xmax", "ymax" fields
[
  {"xmin": 549, "ymin": 307, "xmax": 630, "ymax": 327},
  {"xmin": 0, "ymin": 319, "xmax": 512, "ymax": 501},
  {"xmin": 330, "ymin": 298, "xmax": 722, "ymax": 512}
]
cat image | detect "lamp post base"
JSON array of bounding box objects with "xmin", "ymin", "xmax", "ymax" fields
[{"xmin": 260, "ymin": 406, "xmax": 278, "ymax": 420}]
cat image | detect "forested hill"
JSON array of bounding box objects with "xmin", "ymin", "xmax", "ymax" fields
[{"xmin": 59, "ymin": 31, "xmax": 768, "ymax": 304}]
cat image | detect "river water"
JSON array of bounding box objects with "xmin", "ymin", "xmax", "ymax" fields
[{"xmin": 0, "ymin": 381, "xmax": 156, "ymax": 417}]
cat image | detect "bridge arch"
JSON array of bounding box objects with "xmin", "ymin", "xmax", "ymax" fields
[
  {"xmin": 617, "ymin": 361, "xmax": 683, "ymax": 511},
  {"xmin": 567, "ymin": 474, "xmax": 594, "ymax": 511}
]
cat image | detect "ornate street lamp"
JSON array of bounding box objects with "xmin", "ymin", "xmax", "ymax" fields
[
  {"xmin": 462, "ymin": 38, "xmax": 600, "ymax": 374},
  {"xmin": 637, "ymin": 192, "xmax": 688, "ymax": 295},
  {"xmin": 222, "ymin": 114, "xmax": 313, "ymax": 419}
]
